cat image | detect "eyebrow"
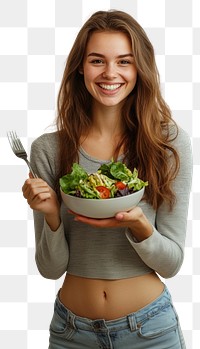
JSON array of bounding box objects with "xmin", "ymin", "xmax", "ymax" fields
[{"xmin": 87, "ymin": 52, "xmax": 133, "ymax": 58}]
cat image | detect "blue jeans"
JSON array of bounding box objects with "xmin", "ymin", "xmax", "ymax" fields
[{"xmin": 48, "ymin": 285, "xmax": 186, "ymax": 349}]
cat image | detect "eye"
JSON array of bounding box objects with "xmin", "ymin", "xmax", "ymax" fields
[
  {"xmin": 119, "ymin": 60, "xmax": 131, "ymax": 65},
  {"xmin": 90, "ymin": 59, "xmax": 104, "ymax": 64}
]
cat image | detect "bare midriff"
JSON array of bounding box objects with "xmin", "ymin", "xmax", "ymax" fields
[{"xmin": 59, "ymin": 272, "xmax": 164, "ymax": 320}]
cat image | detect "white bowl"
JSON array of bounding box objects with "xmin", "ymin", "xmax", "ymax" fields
[{"xmin": 60, "ymin": 187, "xmax": 145, "ymax": 218}]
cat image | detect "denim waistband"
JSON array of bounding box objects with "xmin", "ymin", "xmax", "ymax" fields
[{"xmin": 54, "ymin": 284, "xmax": 172, "ymax": 332}]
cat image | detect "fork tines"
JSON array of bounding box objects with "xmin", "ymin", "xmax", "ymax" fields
[
  {"xmin": 7, "ymin": 131, "xmax": 37, "ymax": 178},
  {"xmin": 7, "ymin": 131, "xmax": 24, "ymax": 153}
]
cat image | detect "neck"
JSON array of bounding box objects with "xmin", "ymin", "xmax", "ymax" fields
[
  {"xmin": 90, "ymin": 102, "xmax": 124, "ymax": 137},
  {"xmin": 80, "ymin": 102, "xmax": 125, "ymax": 160}
]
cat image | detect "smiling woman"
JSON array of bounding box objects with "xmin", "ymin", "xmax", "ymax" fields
[{"xmin": 22, "ymin": 9, "xmax": 192, "ymax": 349}]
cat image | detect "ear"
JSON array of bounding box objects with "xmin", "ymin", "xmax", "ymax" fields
[{"xmin": 79, "ymin": 66, "xmax": 84, "ymax": 74}]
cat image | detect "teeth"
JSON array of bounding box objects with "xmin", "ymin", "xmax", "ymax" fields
[{"xmin": 99, "ymin": 84, "xmax": 121, "ymax": 91}]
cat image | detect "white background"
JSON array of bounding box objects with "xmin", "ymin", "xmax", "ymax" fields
[{"xmin": 0, "ymin": 0, "xmax": 199, "ymax": 348}]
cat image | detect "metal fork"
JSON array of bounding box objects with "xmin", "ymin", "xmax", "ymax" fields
[{"xmin": 7, "ymin": 131, "xmax": 37, "ymax": 178}]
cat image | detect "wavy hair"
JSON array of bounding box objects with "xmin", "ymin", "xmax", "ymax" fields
[{"xmin": 56, "ymin": 10, "xmax": 180, "ymax": 210}]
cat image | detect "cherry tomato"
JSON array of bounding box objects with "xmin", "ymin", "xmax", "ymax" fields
[
  {"xmin": 96, "ymin": 186, "xmax": 110, "ymax": 199},
  {"xmin": 115, "ymin": 181, "xmax": 127, "ymax": 190}
]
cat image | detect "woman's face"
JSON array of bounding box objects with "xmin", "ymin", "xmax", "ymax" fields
[{"xmin": 82, "ymin": 31, "xmax": 137, "ymax": 109}]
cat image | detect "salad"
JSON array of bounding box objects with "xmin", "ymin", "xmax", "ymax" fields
[{"xmin": 59, "ymin": 161, "xmax": 148, "ymax": 199}]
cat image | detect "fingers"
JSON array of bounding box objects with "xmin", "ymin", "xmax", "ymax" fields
[
  {"xmin": 22, "ymin": 176, "xmax": 60, "ymax": 215},
  {"xmin": 22, "ymin": 178, "xmax": 47, "ymax": 192},
  {"xmin": 71, "ymin": 207, "xmax": 145, "ymax": 231},
  {"xmin": 28, "ymin": 187, "xmax": 50, "ymax": 205},
  {"xmin": 115, "ymin": 207, "xmax": 143, "ymax": 221},
  {"xmin": 22, "ymin": 178, "xmax": 51, "ymax": 206}
]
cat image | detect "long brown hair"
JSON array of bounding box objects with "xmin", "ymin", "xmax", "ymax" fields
[{"xmin": 56, "ymin": 10, "xmax": 180, "ymax": 210}]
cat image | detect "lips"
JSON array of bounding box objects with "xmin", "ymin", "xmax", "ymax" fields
[{"xmin": 98, "ymin": 83, "xmax": 123, "ymax": 91}]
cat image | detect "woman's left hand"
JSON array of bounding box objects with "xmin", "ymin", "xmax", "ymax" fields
[
  {"xmin": 71, "ymin": 206, "xmax": 142, "ymax": 228},
  {"xmin": 70, "ymin": 206, "xmax": 153, "ymax": 241}
]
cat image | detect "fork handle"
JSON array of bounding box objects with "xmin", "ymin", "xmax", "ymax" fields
[{"xmin": 25, "ymin": 159, "xmax": 38, "ymax": 178}]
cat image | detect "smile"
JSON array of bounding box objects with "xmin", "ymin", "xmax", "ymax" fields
[{"xmin": 98, "ymin": 83, "xmax": 122, "ymax": 91}]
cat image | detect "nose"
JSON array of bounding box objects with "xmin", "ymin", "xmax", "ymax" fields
[{"xmin": 102, "ymin": 63, "xmax": 117, "ymax": 79}]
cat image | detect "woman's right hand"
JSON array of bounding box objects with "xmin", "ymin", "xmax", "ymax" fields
[{"xmin": 22, "ymin": 177, "xmax": 61, "ymax": 231}]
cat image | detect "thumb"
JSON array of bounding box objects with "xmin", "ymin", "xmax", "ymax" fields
[
  {"xmin": 29, "ymin": 172, "xmax": 34, "ymax": 179},
  {"xmin": 115, "ymin": 212, "xmax": 130, "ymax": 221}
]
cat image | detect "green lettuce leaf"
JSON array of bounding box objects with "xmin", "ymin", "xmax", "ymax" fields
[{"xmin": 59, "ymin": 163, "xmax": 88, "ymax": 194}]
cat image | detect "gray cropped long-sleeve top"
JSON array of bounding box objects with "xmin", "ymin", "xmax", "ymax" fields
[{"xmin": 30, "ymin": 126, "xmax": 192, "ymax": 280}]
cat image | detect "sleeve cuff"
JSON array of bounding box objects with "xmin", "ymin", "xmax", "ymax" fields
[
  {"xmin": 125, "ymin": 226, "xmax": 156, "ymax": 248},
  {"xmin": 43, "ymin": 219, "xmax": 64, "ymax": 236}
]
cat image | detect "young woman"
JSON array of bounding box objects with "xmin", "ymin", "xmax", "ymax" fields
[{"xmin": 22, "ymin": 10, "xmax": 192, "ymax": 349}]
